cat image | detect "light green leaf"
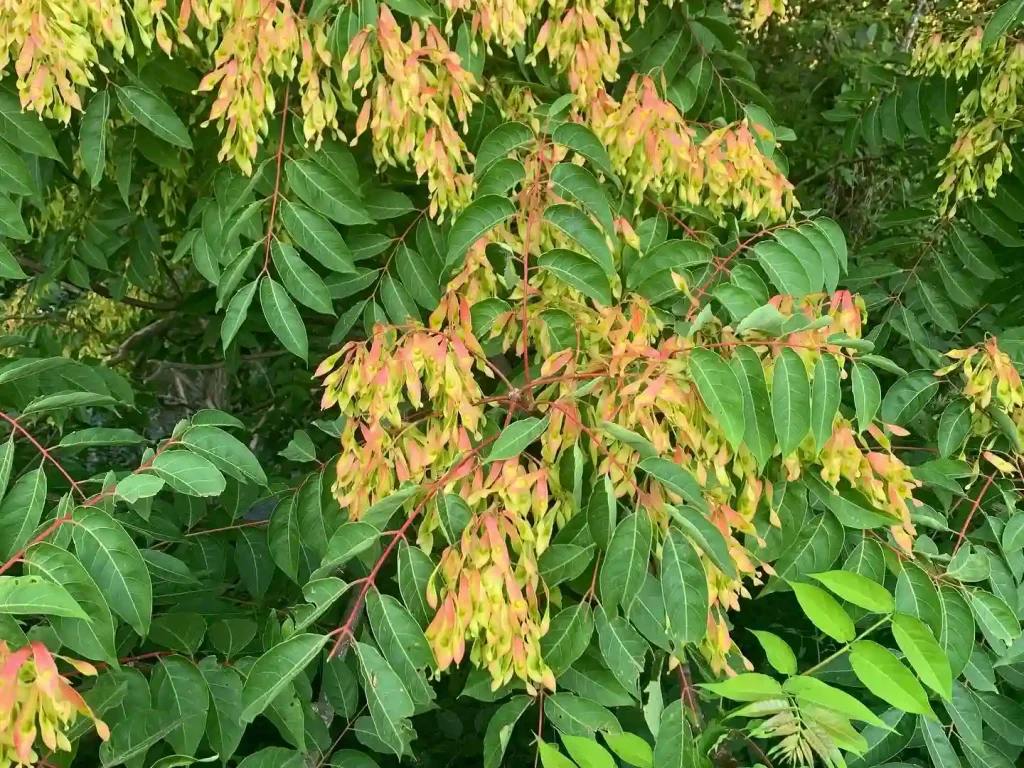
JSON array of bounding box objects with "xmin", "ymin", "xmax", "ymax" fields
[
  {"xmin": 563, "ymin": 734, "xmax": 616, "ymax": 768},
  {"xmin": 891, "ymin": 613, "xmax": 952, "ymax": 700},
  {"xmin": 604, "ymin": 732, "xmax": 653, "ymax": 768},
  {"xmin": 750, "ymin": 630, "xmax": 797, "ymax": 675},
  {"xmin": 116, "ymin": 86, "xmax": 192, "ymax": 148},
  {"xmin": 849, "ymin": 640, "xmax": 935, "ymax": 717},
  {"xmin": 809, "ymin": 570, "xmax": 894, "ymax": 614},
  {"xmin": 539, "ymin": 741, "xmax": 577, "ymax": 768},
  {"xmin": 790, "ymin": 581, "xmax": 855, "ymax": 642},
  {"xmin": 488, "ymin": 416, "xmax": 551, "ymax": 462},
  {"xmin": 702, "ymin": 673, "xmax": 783, "ymax": 702},
  {"xmin": 783, "ymin": 676, "xmax": 887, "ymax": 727},
  {"xmin": 72, "ymin": 507, "xmax": 152, "ymax": 636},
  {"xmin": 0, "ymin": 575, "xmax": 88, "ymax": 619}
]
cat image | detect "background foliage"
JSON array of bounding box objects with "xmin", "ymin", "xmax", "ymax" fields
[{"xmin": 3, "ymin": 1, "xmax": 1024, "ymax": 768}]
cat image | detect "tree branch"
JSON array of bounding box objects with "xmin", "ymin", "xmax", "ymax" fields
[{"xmin": 15, "ymin": 256, "xmax": 181, "ymax": 311}]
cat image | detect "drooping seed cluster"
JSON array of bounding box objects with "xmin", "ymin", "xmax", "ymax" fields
[
  {"xmin": 936, "ymin": 338, "xmax": 1024, "ymax": 451},
  {"xmin": 912, "ymin": 28, "xmax": 1024, "ymax": 213},
  {"xmin": 342, "ymin": 6, "xmax": 480, "ymax": 219},
  {"xmin": 0, "ymin": 641, "xmax": 108, "ymax": 768},
  {"xmin": 0, "ymin": 0, "xmax": 129, "ymax": 122},
  {"xmin": 589, "ymin": 75, "xmax": 796, "ymax": 222}
]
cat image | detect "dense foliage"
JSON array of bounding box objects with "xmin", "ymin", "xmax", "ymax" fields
[{"xmin": 3, "ymin": 1, "xmax": 1024, "ymax": 768}]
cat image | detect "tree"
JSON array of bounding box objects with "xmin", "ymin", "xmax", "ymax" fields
[{"xmin": 1, "ymin": 1, "xmax": 1023, "ymax": 768}]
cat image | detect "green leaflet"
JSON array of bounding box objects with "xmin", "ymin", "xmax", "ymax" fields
[
  {"xmin": 661, "ymin": 528, "xmax": 708, "ymax": 648},
  {"xmin": 260, "ymin": 277, "xmax": 308, "ymax": 360},
  {"xmin": 599, "ymin": 511, "xmax": 653, "ymax": 611},
  {"xmin": 24, "ymin": 543, "xmax": 117, "ymax": 663},
  {"xmin": 688, "ymin": 349, "xmax": 745, "ymax": 451},
  {"xmin": 772, "ymin": 347, "xmax": 811, "ymax": 456},
  {"xmin": 72, "ymin": 507, "xmax": 152, "ymax": 637},
  {"xmin": 240, "ymin": 633, "xmax": 328, "ymax": 722}
]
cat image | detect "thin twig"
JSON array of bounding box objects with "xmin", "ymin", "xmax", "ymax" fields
[{"xmin": 953, "ymin": 472, "xmax": 995, "ymax": 553}]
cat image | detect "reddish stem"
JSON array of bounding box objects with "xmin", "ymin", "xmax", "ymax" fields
[
  {"xmin": 0, "ymin": 411, "xmax": 83, "ymax": 497},
  {"xmin": 325, "ymin": 433, "xmax": 498, "ymax": 659},
  {"xmin": 260, "ymin": 0, "xmax": 308, "ymax": 274},
  {"xmin": 0, "ymin": 439, "xmax": 177, "ymax": 575},
  {"xmin": 953, "ymin": 472, "xmax": 994, "ymax": 553},
  {"xmin": 533, "ymin": 689, "xmax": 545, "ymax": 768},
  {"xmin": 0, "ymin": 514, "xmax": 73, "ymax": 577},
  {"xmin": 184, "ymin": 519, "xmax": 269, "ymax": 537},
  {"xmin": 685, "ymin": 222, "xmax": 790, "ymax": 321}
]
